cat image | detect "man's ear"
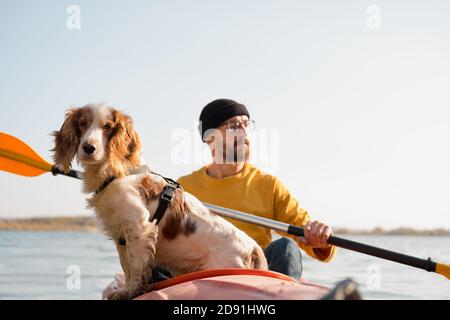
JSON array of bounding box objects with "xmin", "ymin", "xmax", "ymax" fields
[
  {"xmin": 198, "ymin": 122, "xmax": 215, "ymax": 144},
  {"xmin": 197, "ymin": 123, "xmax": 203, "ymax": 141},
  {"xmin": 51, "ymin": 108, "xmax": 81, "ymax": 173}
]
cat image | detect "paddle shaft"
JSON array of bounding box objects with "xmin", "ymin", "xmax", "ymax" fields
[
  {"xmin": 51, "ymin": 166, "xmax": 84, "ymax": 180},
  {"xmin": 53, "ymin": 169, "xmax": 438, "ymax": 274},
  {"xmin": 198, "ymin": 203, "xmax": 437, "ymax": 275}
]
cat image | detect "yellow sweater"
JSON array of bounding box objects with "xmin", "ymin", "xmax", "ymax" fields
[{"xmin": 177, "ymin": 163, "xmax": 336, "ymax": 262}]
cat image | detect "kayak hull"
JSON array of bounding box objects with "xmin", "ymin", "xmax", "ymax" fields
[{"xmin": 103, "ymin": 269, "xmax": 331, "ymax": 300}]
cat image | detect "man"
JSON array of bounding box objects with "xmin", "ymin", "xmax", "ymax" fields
[{"xmin": 177, "ymin": 99, "xmax": 336, "ymax": 280}]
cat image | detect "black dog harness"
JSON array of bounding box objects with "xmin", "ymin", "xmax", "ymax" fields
[{"xmin": 95, "ymin": 166, "xmax": 182, "ymax": 246}]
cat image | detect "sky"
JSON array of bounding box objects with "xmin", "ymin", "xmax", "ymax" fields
[{"xmin": 0, "ymin": 0, "xmax": 449, "ymax": 229}]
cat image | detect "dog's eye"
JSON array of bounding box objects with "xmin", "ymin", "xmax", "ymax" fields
[
  {"xmin": 79, "ymin": 121, "xmax": 87, "ymax": 128},
  {"xmin": 103, "ymin": 124, "xmax": 112, "ymax": 130}
]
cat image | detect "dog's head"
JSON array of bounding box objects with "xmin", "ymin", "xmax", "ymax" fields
[{"xmin": 51, "ymin": 103, "xmax": 141, "ymax": 176}]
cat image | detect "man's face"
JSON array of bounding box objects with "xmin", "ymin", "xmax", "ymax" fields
[{"xmin": 206, "ymin": 115, "xmax": 251, "ymax": 164}]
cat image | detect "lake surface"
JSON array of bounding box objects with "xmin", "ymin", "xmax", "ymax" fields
[{"xmin": 0, "ymin": 231, "xmax": 449, "ymax": 300}]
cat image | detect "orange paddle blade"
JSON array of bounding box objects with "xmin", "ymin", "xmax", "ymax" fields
[
  {"xmin": 436, "ymin": 263, "xmax": 450, "ymax": 280},
  {"xmin": 0, "ymin": 132, "xmax": 53, "ymax": 177}
]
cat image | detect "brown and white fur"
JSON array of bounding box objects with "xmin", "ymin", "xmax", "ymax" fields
[{"xmin": 51, "ymin": 103, "xmax": 267, "ymax": 300}]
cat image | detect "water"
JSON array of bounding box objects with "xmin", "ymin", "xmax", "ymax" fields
[
  {"xmin": 0, "ymin": 231, "xmax": 449, "ymax": 300},
  {"xmin": 299, "ymin": 234, "xmax": 450, "ymax": 300}
]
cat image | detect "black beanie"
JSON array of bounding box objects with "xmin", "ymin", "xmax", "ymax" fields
[{"xmin": 198, "ymin": 99, "xmax": 250, "ymax": 141}]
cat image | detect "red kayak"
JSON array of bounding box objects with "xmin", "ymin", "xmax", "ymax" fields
[{"xmin": 103, "ymin": 268, "xmax": 361, "ymax": 300}]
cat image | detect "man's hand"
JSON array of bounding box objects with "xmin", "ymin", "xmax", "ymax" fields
[{"xmin": 297, "ymin": 220, "xmax": 332, "ymax": 249}]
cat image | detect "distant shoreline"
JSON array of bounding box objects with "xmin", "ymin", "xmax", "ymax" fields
[
  {"xmin": 332, "ymin": 226, "xmax": 450, "ymax": 236},
  {"xmin": 0, "ymin": 217, "xmax": 98, "ymax": 232},
  {"xmin": 1, "ymin": 217, "xmax": 449, "ymax": 236}
]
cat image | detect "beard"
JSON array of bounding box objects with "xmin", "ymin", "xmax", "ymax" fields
[{"xmin": 224, "ymin": 138, "xmax": 250, "ymax": 164}]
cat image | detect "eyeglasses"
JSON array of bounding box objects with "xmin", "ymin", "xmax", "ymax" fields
[{"xmin": 221, "ymin": 120, "xmax": 256, "ymax": 132}]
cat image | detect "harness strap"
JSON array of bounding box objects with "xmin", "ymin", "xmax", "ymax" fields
[
  {"xmin": 150, "ymin": 185, "xmax": 175, "ymax": 224},
  {"xmin": 103, "ymin": 166, "xmax": 182, "ymax": 246},
  {"xmin": 95, "ymin": 165, "xmax": 154, "ymax": 195},
  {"xmin": 95, "ymin": 176, "xmax": 116, "ymax": 194}
]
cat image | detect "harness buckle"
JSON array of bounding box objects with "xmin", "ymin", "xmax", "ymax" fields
[{"xmin": 160, "ymin": 185, "xmax": 175, "ymax": 203}]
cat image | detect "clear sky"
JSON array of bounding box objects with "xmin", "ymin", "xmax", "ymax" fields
[{"xmin": 1, "ymin": 0, "xmax": 449, "ymax": 229}]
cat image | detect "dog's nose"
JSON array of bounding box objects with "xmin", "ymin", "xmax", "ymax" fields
[{"xmin": 82, "ymin": 143, "xmax": 96, "ymax": 155}]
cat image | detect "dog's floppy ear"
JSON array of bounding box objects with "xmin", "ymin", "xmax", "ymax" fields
[
  {"xmin": 108, "ymin": 110, "xmax": 142, "ymax": 176},
  {"xmin": 51, "ymin": 108, "xmax": 81, "ymax": 173}
]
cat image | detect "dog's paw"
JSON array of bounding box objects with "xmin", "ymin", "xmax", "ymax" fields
[{"xmin": 53, "ymin": 163, "xmax": 71, "ymax": 174}]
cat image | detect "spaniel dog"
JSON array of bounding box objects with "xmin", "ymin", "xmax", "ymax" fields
[{"xmin": 51, "ymin": 103, "xmax": 267, "ymax": 300}]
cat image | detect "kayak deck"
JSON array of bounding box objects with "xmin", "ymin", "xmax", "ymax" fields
[{"xmin": 103, "ymin": 268, "xmax": 333, "ymax": 300}]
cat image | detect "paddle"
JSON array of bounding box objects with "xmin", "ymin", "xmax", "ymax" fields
[
  {"xmin": 1, "ymin": 131, "xmax": 449, "ymax": 280},
  {"xmin": 204, "ymin": 203, "xmax": 450, "ymax": 280},
  {"xmin": 0, "ymin": 132, "xmax": 83, "ymax": 179}
]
